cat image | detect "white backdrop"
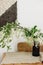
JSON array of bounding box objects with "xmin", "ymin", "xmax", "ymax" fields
[{"xmin": 17, "ymin": 0, "xmax": 43, "ymax": 32}]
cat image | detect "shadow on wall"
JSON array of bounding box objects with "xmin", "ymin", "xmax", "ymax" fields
[{"xmin": 0, "ymin": 2, "xmax": 17, "ymax": 27}]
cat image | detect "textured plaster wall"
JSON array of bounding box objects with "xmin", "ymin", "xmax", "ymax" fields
[
  {"xmin": 0, "ymin": 0, "xmax": 16, "ymax": 16},
  {"xmin": 0, "ymin": 0, "xmax": 17, "ymax": 26}
]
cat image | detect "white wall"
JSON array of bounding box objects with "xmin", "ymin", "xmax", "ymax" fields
[{"xmin": 17, "ymin": 0, "xmax": 43, "ymax": 32}]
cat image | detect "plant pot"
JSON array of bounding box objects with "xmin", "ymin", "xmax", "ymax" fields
[{"xmin": 32, "ymin": 41, "xmax": 40, "ymax": 56}]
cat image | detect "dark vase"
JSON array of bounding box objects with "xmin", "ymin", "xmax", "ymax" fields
[{"xmin": 32, "ymin": 41, "xmax": 40, "ymax": 56}]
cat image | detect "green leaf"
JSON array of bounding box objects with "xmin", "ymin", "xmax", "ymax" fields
[
  {"xmin": 7, "ymin": 46, "xmax": 11, "ymax": 51},
  {"xmin": 0, "ymin": 27, "xmax": 3, "ymax": 31},
  {"xmin": 40, "ymin": 33, "xmax": 43, "ymax": 37},
  {"xmin": 30, "ymin": 25, "xmax": 38, "ymax": 34},
  {"xmin": 1, "ymin": 43, "xmax": 5, "ymax": 48},
  {"xmin": 24, "ymin": 28, "xmax": 31, "ymax": 37}
]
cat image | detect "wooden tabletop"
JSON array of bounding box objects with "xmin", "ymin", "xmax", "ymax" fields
[{"xmin": 1, "ymin": 52, "xmax": 43, "ymax": 65}]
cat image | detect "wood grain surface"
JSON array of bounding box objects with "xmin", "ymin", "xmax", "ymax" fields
[
  {"xmin": 18, "ymin": 42, "xmax": 43, "ymax": 52},
  {"xmin": 1, "ymin": 63, "xmax": 43, "ymax": 65}
]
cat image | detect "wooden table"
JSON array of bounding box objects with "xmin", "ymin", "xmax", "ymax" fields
[{"xmin": 1, "ymin": 52, "xmax": 43, "ymax": 65}]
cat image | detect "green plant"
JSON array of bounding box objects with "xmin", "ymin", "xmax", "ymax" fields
[
  {"xmin": 0, "ymin": 20, "xmax": 20, "ymax": 51},
  {"xmin": 23, "ymin": 25, "xmax": 43, "ymax": 44},
  {"xmin": 0, "ymin": 23, "xmax": 12, "ymax": 48},
  {"xmin": 0, "ymin": 20, "xmax": 43, "ymax": 50}
]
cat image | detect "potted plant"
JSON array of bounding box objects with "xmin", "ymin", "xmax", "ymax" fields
[
  {"xmin": 0, "ymin": 20, "xmax": 20, "ymax": 51},
  {"xmin": 23, "ymin": 26, "xmax": 43, "ymax": 56},
  {"xmin": 0, "ymin": 20, "xmax": 43, "ymax": 54}
]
